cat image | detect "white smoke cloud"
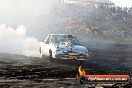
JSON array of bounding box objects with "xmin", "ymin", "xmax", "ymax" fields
[{"xmin": 0, "ymin": 24, "xmax": 40, "ymax": 57}]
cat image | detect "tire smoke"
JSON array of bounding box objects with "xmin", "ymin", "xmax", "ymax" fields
[{"xmin": 0, "ymin": 24, "xmax": 40, "ymax": 57}]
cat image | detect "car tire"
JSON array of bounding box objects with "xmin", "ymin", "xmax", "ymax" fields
[{"xmin": 49, "ymin": 50, "xmax": 55, "ymax": 63}]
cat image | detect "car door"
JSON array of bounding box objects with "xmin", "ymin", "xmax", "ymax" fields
[{"xmin": 41, "ymin": 35, "xmax": 50, "ymax": 56}]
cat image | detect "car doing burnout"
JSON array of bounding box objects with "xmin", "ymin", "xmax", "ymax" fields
[{"xmin": 39, "ymin": 34, "xmax": 89, "ymax": 61}]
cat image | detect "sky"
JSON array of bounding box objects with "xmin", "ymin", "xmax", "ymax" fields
[{"xmin": 110, "ymin": 0, "xmax": 132, "ymax": 7}]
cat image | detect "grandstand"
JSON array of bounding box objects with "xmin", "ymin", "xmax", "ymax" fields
[{"xmin": 49, "ymin": 0, "xmax": 132, "ymax": 41}]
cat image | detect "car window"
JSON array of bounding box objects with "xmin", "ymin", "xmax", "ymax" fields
[
  {"xmin": 45, "ymin": 36, "xmax": 50, "ymax": 44},
  {"xmin": 51, "ymin": 35, "xmax": 80, "ymax": 45},
  {"xmin": 51, "ymin": 35, "xmax": 66, "ymax": 43},
  {"xmin": 72, "ymin": 36, "xmax": 80, "ymax": 45}
]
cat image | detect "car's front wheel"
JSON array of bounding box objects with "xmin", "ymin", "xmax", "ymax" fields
[{"xmin": 49, "ymin": 50, "xmax": 56, "ymax": 63}]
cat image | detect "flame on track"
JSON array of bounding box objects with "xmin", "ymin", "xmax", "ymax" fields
[{"xmin": 78, "ymin": 65, "xmax": 86, "ymax": 76}]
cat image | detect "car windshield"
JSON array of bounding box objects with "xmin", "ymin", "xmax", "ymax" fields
[{"xmin": 51, "ymin": 35, "xmax": 80, "ymax": 45}]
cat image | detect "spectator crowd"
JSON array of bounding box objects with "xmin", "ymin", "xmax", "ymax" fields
[{"xmin": 49, "ymin": 0, "xmax": 132, "ymax": 40}]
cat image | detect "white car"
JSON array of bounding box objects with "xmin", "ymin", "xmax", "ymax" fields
[{"xmin": 39, "ymin": 34, "xmax": 89, "ymax": 62}]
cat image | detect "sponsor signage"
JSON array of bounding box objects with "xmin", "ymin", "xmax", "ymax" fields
[{"xmin": 84, "ymin": 75, "xmax": 130, "ymax": 83}]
